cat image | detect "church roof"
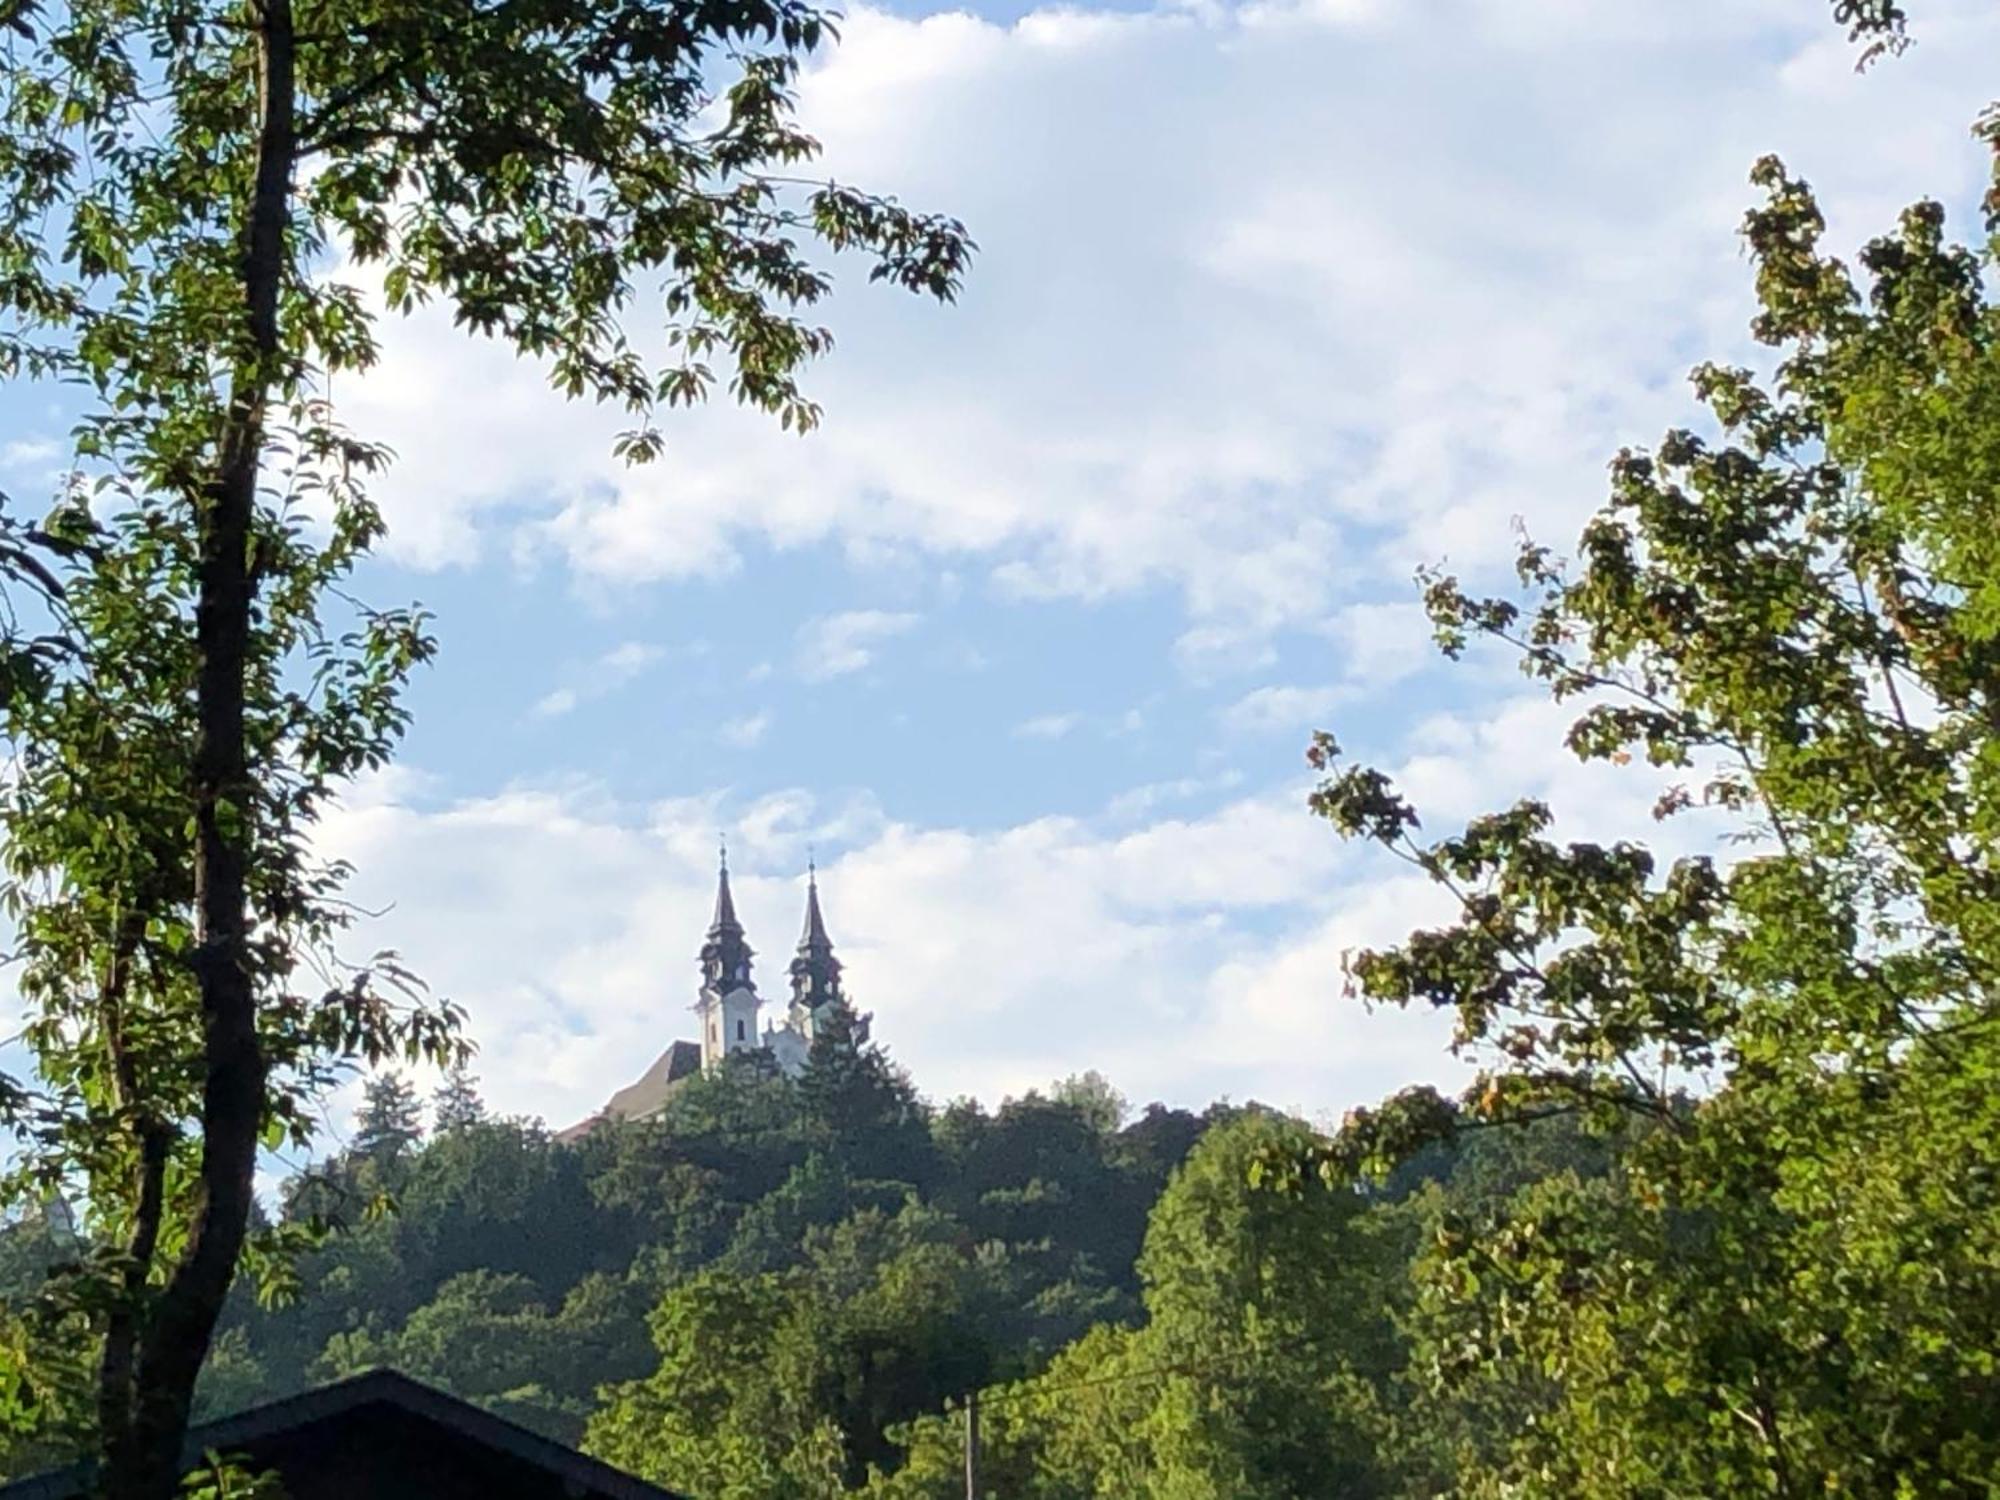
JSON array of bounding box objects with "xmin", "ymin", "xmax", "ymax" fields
[
  {"xmin": 567, "ymin": 857, "xmax": 860, "ymax": 1139},
  {"xmin": 554, "ymin": 1040, "xmax": 701, "ymax": 1142},
  {"xmin": 603, "ymin": 1039, "xmax": 702, "ymax": 1119}
]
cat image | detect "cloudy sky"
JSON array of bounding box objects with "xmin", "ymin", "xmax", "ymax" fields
[{"xmin": 3, "ymin": 0, "xmax": 1997, "ymax": 1142}]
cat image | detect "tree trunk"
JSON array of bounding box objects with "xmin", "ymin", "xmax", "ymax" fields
[
  {"xmin": 96, "ymin": 1123, "xmax": 168, "ymax": 1486},
  {"xmin": 97, "ymin": 1, "xmax": 293, "ymax": 1493},
  {"xmin": 94, "ymin": 919, "xmax": 161, "ymax": 1478}
]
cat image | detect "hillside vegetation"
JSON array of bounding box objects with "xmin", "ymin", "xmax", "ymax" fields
[{"xmin": 1, "ymin": 1037, "xmax": 1600, "ymax": 1498}]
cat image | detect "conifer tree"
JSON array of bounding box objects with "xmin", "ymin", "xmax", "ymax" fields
[
  {"xmin": 797, "ymin": 1000, "xmax": 929, "ymax": 1183},
  {"xmin": 432, "ymin": 1066, "xmax": 486, "ymax": 1135},
  {"xmin": 798, "ymin": 1001, "xmax": 887, "ymax": 1136},
  {"xmin": 352, "ymin": 1073, "xmax": 424, "ymax": 1168}
]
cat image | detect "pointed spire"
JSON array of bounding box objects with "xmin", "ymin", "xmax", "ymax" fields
[
  {"xmin": 799, "ymin": 855, "xmax": 830, "ymax": 950},
  {"xmin": 711, "ymin": 837, "xmax": 741, "ymax": 936},
  {"xmin": 700, "ymin": 838, "xmax": 754, "ymax": 992},
  {"xmin": 789, "ymin": 858, "xmax": 842, "ymax": 1013}
]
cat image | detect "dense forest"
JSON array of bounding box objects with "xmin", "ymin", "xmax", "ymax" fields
[{"xmin": 0, "ymin": 1022, "xmax": 1589, "ymax": 1497}]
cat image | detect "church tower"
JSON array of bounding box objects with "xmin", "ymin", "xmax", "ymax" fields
[
  {"xmin": 563, "ymin": 851, "xmax": 885, "ymax": 1137},
  {"xmin": 765, "ymin": 862, "xmax": 867, "ymax": 1073},
  {"xmin": 787, "ymin": 861, "xmax": 843, "ymax": 1033},
  {"xmin": 694, "ymin": 846, "xmax": 762, "ymax": 1070}
]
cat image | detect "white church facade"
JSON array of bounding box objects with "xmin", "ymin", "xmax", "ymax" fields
[
  {"xmin": 693, "ymin": 850, "xmax": 864, "ymax": 1074},
  {"xmin": 559, "ymin": 854, "xmax": 866, "ymax": 1139}
]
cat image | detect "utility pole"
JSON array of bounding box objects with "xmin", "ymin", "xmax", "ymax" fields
[{"xmin": 963, "ymin": 1388, "xmax": 980, "ymax": 1500}]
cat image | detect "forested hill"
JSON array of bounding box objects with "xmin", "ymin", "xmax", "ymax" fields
[
  {"xmin": 205, "ymin": 1043, "xmax": 1226, "ymax": 1455},
  {"xmin": 1, "ymin": 1025, "xmax": 1597, "ymax": 1498}
]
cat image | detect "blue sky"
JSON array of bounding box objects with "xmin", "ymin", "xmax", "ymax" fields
[{"xmin": 3, "ymin": 0, "xmax": 1998, "ymax": 1141}]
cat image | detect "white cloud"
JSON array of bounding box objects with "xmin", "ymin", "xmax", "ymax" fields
[
  {"xmin": 1013, "ymin": 712, "xmax": 1081, "ymax": 740},
  {"xmin": 1, "ymin": 437, "xmax": 58, "ymax": 471},
  {"xmin": 932, "ymin": 639, "xmax": 991, "ymax": 674},
  {"xmin": 599, "ymin": 641, "xmax": 662, "ymax": 677},
  {"xmin": 795, "ymin": 609, "xmax": 921, "ymax": 680},
  {"xmin": 530, "ymin": 640, "xmax": 664, "ymax": 718},
  {"xmin": 1173, "ymin": 624, "xmax": 1281, "ymax": 682},
  {"xmin": 1222, "ymin": 598, "xmax": 1453, "ymax": 735},
  {"xmin": 719, "ymin": 711, "xmax": 773, "ymax": 749},
  {"xmin": 1224, "ymin": 682, "xmax": 1355, "ymax": 737},
  {"xmin": 329, "ymin": 0, "xmax": 1999, "ymax": 649},
  {"xmin": 1105, "ymin": 771, "xmax": 1244, "ymax": 821},
  {"xmin": 1321, "ymin": 600, "xmax": 1437, "ymax": 689},
  {"xmin": 531, "ymin": 687, "xmax": 580, "ymax": 720},
  {"xmin": 307, "ymin": 673, "xmax": 1727, "ymax": 1134},
  {"xmin": 315, "ymin": 772, "xmax": 1393, "ymax": 1125}
]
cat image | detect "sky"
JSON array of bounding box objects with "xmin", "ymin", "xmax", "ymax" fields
[{"xmin": 2, "ymin": 0, "xmax": 1998, "ymax": 1146}]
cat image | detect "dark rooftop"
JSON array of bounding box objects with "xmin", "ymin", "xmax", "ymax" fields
[{"xmin": 0, "ymin": 1369, "xmax": 688, "ymax": 1500}]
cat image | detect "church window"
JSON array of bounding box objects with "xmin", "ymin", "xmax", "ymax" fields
[{"xmin": 736, "ymin": 1019, "xmax": 745, "ymax": 1041}]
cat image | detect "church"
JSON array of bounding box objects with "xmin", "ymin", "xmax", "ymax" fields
[{"xmin": 560, "ymin": 854, "xmax": 865, "ymax": 1139}]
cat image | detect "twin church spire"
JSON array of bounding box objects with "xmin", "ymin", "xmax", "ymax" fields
[
  {"xmin": 696, "ymin": 847, "xmax": 850, "ymax": 1072},
  {"xmin": 558, "ymin": 846, "xmax": 864, "ymax": 1137}
]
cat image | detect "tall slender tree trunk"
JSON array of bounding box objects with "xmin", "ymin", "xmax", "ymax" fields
[
  {"xmin": 95, "ymin": 916, "xmax": 170, "ymax": 1488},
  {"xmin": 96, "ymin": 1122, "xmax": 168, "ymax": 1487},
  {"xmin": 97, "ymin": 2, "xmax": 293, "ymax": 1494}
]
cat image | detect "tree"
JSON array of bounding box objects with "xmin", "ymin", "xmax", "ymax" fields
[
  {"xmin": 312, "ymin": 1268, "xmax": 651, "ymax": 1442},
  {"xmin": 586, "ymin": 1269, "xmax": 842, "ymax": 1500},
  {"xmin": 591, "ymin": 1204, "xmax": 999, "ymax": 1497},
  {"xmin": 395, "ymin": 1117, "xmax": 605, "ymax": 1293},
  {"xmin": 351, "ymin": 1072, "xmax": 423, "ymax": 1168},
  {"xmin": 1830, "ymin": 0, "xmax": 1909, "ymax": 63},
  {"xmin": 0, "ymin": 0, "xmax": 969, "ymax": 1490},
  {"xmin": 1049, "ymin": 1071, "xmax": 1127, "ymax": 1137},
  {"xmin": 431, "ymin": 1065, "xmax": 485, "ymax": 1135},
  {"xmin": 797, "ymin": 1000, "xmax": 933, "ymax": 1185},
  {"xmin": 931, "ymin": 1090, "xmax": 1157, "ymax": 1304},
  {"xmin": 1290, "ymin": 128, "xmax": 2000, "ymax": 1494},
  {"xmin": 1110, "ymin": 1102, "xmax": 1214, "ymax": 1184},
  {"xmin": 874, "ymin": 1113, "xmax": 1403, "ymax": 1500},
  {"xmin": 633, "ymin": 1048, "xmax": 812, "ymax": 1203},
  {"xmin": 720, "ymin": 1151, "xmax": 861, "ymax": 1275}
]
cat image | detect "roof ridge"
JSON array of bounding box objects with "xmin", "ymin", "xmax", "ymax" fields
[{"xmin": 0, "ymin": 1369, "xmax": 689, "ymax": 1500}]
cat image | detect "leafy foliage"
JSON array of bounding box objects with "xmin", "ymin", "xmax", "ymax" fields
[
  {"xmin": 0, "ymin": 1, "xmax": 1979, "ymax": 1496},
  {"xmin": 1289, "ymin": 117, "xmax": 2000, "ymax": 1497},
  {"xmin": 0, "ymin": 0, "xmax": 969, "ymax": 1488},
  {"xmin": 1829, "ymin": 0, "xmax": 1910, "ymax": 64}
]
